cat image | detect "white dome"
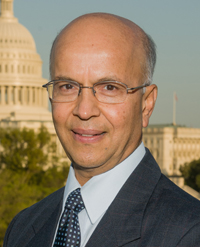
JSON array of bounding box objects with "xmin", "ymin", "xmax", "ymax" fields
[
  {"xmin": 0, "ymin": 0, "xmax": 51, "ymax": 122},
  {"xmin": 0, "ymin": 20, "xmax": 36, "ymax": 51},
  {"xmin": 0, "ymin": 0, "xmax": 35, "ymax": 50},
  {"xmin": 0, "ymin": 0, "xmax": 43, "ymax": 82}
]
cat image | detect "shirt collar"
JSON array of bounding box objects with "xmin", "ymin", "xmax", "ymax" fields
[
  {"xmin": 63, "ymin": 142, "xmax": 145, "ymax": 224},
  {"xmin": 63, "ymin": 166, "xmax": 81, "ymax": 210}
]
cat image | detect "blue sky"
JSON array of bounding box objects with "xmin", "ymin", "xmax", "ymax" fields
[{"xmin": 14, "ymin": 0, "xmax": 200, "ymax": 127}]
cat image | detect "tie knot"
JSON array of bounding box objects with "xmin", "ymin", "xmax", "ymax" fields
[{"xmin": 65, "ymin": 188, "xmax": 85, "ymax": 213}]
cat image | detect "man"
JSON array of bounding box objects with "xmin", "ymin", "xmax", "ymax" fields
[{"xmin": 3, "ymin": 13, "xmax": 200, "ymax": 247}]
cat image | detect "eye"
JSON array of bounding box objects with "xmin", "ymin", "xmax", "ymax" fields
[
  {"xmin": 54, "ymin": 81, "xmax": 79, "ymax": 95},
  {"xmin": 61, "ymin": 83, "xmax": 74, "ymax": 90},
  {"xmin": 104, "ymin": 84, "xmax": 117, "ymax": 91},
  {"xmin": 95, "ymin": 81, "xmax": 125, "ymax": 97},
  {"xmin": 55, "ymin": 81, "xmax": 77, "ymax": 91}
]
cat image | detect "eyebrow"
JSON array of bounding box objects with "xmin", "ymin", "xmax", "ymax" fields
[
  {"xmin": 53, "ymin": 76, "xmax": 123, "ymax": 84},
  {"xmin": 53, "ymin": 76, "xmax": 76, "ymax": 81},
  {"xmin": 96, "ymin": 76, "xmax": 122, "ymax": 83}
]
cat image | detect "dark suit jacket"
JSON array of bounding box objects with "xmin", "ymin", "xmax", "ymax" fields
[{"xmin": 3, "ymin": 149, "xmax": 200, "ymax": 247}]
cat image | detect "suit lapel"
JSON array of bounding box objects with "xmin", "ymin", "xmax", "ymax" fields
[
  {"xmin": 14, "ymin": 187, "xmax": 64, "ymax": 247},
  {"xmin": 86, "ymin": 149, "xmax": 161, "ymax": 247},
  {"xmin": 26, "ymin": 201, "xmax": 62, "ymax": 247}
]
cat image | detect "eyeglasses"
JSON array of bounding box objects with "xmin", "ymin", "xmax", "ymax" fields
[{"xmin": 42, "ymin": 80, "xmax": 148, "ymax": 104}]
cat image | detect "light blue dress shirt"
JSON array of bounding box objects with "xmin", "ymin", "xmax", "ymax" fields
[{"xmin": 52, "ymin": 142, "xmax": 146, "ymax": 247}]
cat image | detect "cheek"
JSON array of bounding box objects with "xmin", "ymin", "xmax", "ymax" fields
[
  {"xmin": 101, "ymin": 104, "xmax": 132, "ymax": 133},
  {"xmin": 114, "ymin": 101, "xmax": 142, "ymax": 132},
  {"xmin": 52, "ymin": 104, "xmax": 69, "ymax": 127},
  {"xmin": 52, "ymin": 104, "xmax": 61, "ymax": 123}
]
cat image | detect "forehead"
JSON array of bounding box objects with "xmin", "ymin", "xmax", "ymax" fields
[
  {"xmin": 56, "ymin": 17, "xmax": 137, "ymax": 50},
  {"xmin": 51, "ymin": 16, "xmax": 145, "ymax": 82}
]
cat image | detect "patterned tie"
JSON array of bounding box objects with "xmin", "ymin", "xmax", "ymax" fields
[{"xmin": 53, "ymin": 188, "xmax": 85, "ymax": 247}]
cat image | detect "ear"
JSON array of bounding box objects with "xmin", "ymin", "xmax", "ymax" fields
[{"xmin": 142, "ymin": 84, "xmax": 157, "ymax": 128}]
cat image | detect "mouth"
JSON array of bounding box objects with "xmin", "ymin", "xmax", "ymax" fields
[
  {"xmin": 72, "ymin": 129, "xmax": 105, "ymax": 143},
  {"xmin": 80, "ymin": 134, "xmax": 98, "ymax": 137}
]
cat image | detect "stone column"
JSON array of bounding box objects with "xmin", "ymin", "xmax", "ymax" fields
[
  {"xmin": 34, "ymin": 87, "xmax": 38, "ymax": 106},
  {"xmin": 18, "ymin": 87, "xmax": 22, "ymax": 104},
  {"xmin": 8, "ymin": 86, "xmax": 12, "ymax": 105},
  {"xmin": 29, "ymin": 87, "xmax": 33, "ymax": 105},
  {"xmin": 21, "ymin": 86, "xmax": 25, "ymax": 105},
  {"xmin": 27, "ymin": 87, "xmax": 29, "ymax": 105},
  {"xmin": 38, "ymin": 87, "xmax": 41, "ymax": 106},
  {"xmin": 1, "ymin": 86, "xmax": 5, "ymax": 105},
  {"xmin": 14, "ymin": 86, "xmax": 18, "ymax": 104},
  {"xmin": 32, "ymin": 87, "xmax": 36, "ymax": 105},
  {"xmin": 42, "ymin": 88, "xmax": 48, "ymax": 108}
]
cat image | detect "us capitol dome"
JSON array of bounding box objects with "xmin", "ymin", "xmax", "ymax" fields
[{"xmin": 0, "ymin": 0, "xmax": 54, "ymax": 132}]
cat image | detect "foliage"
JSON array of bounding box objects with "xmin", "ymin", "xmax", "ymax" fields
[
  {"xmin": 180, "ymin": 159, "xmax": 200, "ymax": 192},
  {"xmin": 0, "ymin": 126, "xmax": 69, "ymax": 246}
]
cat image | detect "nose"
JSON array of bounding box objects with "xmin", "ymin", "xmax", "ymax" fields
[{"xmin": 72, "ymin": 87, "xmax": 101, "ymax": 120}]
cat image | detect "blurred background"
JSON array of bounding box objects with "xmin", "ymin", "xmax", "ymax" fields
[
  {"xmin": 15, "ymin": 0, "xmax": 200, "ymax": 127},
  {"xmin": 0, "ymin": 0, "xmax": 200, "ymax": 245}
]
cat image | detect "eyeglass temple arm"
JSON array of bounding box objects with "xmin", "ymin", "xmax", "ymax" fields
[
  {"xmin": 42, "ymin": 81, "xmax": 54, "ymax": 89},
  {"xmin": 127, "ymin": 83, "xmax": 149, "ymax": 91}
]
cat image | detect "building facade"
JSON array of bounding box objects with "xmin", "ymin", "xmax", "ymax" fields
[
  {"xmin": 0, "ymin": 0, "xmax": 199, "ymax": 198},
  {"xmin": 143, "ymin": 124, "xmax": 200, "ymax": 199},
  {"xmin": 0, "ymin": 0, "xmax": 67, "ymax": 158},
  {"xmin": 0, "ymin": 0, "xmax": 54, "ymax": 130},
  {"xmin": 143, "ymin": 124, "xmax": 200, "ymax": 176}
]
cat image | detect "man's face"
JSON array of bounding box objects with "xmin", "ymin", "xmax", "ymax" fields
[{"xmin": 51, "ymin": 19, "xmax": 154, "ymax": 183}]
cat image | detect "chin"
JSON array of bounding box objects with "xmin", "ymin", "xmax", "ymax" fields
[
  {"xmin": 72, "ymin": 160, "xmax": 101, "ymax": 170},
  {"xmin": 72, "ymin": 155, "xmax": 109, "ymax": 171}
]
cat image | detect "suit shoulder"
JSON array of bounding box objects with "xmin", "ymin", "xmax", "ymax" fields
[
  {"xmin": 152, "ymin": 174, "xmax": 200, "ymax": 216},
  {"xmin": 3, "ymin": 187, "xmax": 64, "ymax": 247},
  {"xmin": 18, "ymin": 186, "xmax": 64, "ymax": 219},
  {"xmin": 4, "ymin": 187, "xmax": 64, "ymax": 242}
]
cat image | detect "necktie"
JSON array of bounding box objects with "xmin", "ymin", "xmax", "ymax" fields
[{"xmin": 53, "ymin": 188, "xmax": 85, "ymax": 247}]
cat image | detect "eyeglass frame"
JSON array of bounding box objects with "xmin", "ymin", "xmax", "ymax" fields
[{"xmin": 42, "ymin": 79, "xmax": 149, "ymax": 103}]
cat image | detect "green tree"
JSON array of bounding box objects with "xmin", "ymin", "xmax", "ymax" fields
[
  {"xmin": 180, "ymin": 159, "xmax": 200, "ymax": 192},
  {"xmin": 0, "ymin": 126, "xmax": 69, "ymax": 246}
]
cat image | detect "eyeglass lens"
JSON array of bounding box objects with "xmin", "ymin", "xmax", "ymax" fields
[{"xmin": 47, "ymin": 81, "xmax": 132, "ymax": 103}]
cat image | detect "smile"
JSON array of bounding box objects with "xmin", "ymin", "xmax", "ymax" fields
[
  {"xmin": 81, "ymin": 134, "xmax": 95, "ymax": 137},
  {"xmin": 72, "ymin": 129, "xmax": 105, "ymax": 143}
]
